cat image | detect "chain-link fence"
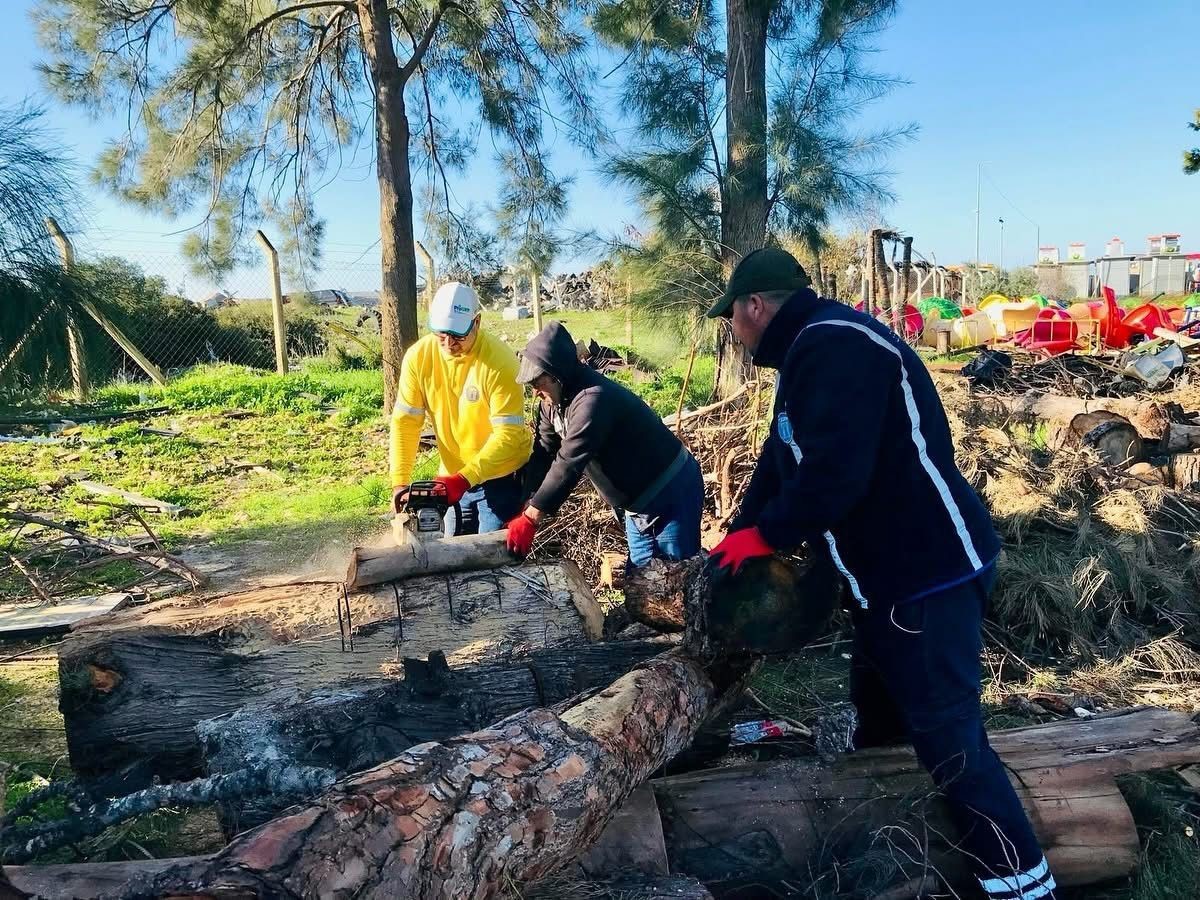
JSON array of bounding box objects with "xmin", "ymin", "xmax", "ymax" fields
[
  {"xmin": 2, "ymin": 223, "xmax": 628, "ymax": 402},
  {"xmin": 1, "ymin": 227, "xmax": 393, "ymax": 400}
]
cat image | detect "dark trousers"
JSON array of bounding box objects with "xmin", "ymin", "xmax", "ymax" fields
[
  {"xmin": 447, "ymin": 471, "xmax": 526, "ymax": 535},
  {"xmin": 850, "ymin": 571, "xmax": 1056, "ymax": 900}
]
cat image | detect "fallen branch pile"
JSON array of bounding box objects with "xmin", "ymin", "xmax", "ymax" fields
[{"xmin": 0, "ymin": 507, "xmax": 205, "ymax": 605}]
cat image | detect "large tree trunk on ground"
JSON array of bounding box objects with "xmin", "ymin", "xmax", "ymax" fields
[
  {"xmin": 644, "ymin": 706, "xmax": 1200, "ymax": 893},
  {"xmin": 982, "ymin": 392, "xmax": 1173, "ymax": 442},
  {"xmin": 201, "ymin": 639, "xmax": 674, "ymax": 833},
  {"xmin": 58, "ymin": 562, "xmax": 602, "ymax": 795},
  {"xmin": 127, "ymin": 651, "xmax": 730, "ymax": 899},
  {"xmin": 12, "ymin": 707, "xmax": 1196, "ymax": 898},
  {"xmin": 715, "ymin": 0, "xmax": 770, "ymax": 399},
  {"xmin": 357, "ymin": 0, "xmax": 421, "ymax": 411}
]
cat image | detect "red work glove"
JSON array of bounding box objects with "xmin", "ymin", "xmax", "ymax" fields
[
  {"xmin": 709, "ymin": 527, "xmax": 774, "ymax": 575},
  {"xmin": 434, "ymin": 473, "xmax": 470, "ymax": 506},
  {"xmin": 505, "ymin": 511, "xmax": 538, "ymax": 557}
]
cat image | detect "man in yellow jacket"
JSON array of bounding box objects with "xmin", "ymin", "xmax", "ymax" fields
[{"xmin": 389, "ymin": 282, "xmax": 532, "ymax": 534}]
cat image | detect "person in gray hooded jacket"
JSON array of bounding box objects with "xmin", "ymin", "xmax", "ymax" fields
[{"xmin": 505, "ymin": 322, "xmax": 704, "ymax": 567}]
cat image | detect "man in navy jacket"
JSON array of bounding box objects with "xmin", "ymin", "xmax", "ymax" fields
[{"xmin": 708, "ymin": 248, "xmax": 1055, "ymax": 900}]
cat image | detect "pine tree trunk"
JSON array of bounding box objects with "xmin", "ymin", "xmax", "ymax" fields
[
  {"xmin": 716, "ymin": 0, "xmax": 770, "ymax": 399},
  {"xmin": 130, "ymin": 652, "xmax": 724, "ymax": 899},
  {"xmin": 358, "ymin": 0, "xmax": 421, "ymax": 412},
  {"xmin": 872, "ymin": 229, "xmax": 890, "ymax": 323}
]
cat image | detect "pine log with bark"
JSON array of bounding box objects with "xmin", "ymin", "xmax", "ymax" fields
[{"xmin": 126, "ymin": 651, "xmax": 730, "ymax": 899}]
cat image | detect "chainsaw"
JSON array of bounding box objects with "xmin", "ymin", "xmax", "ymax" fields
[{"xmin": 392, "ymin": 481, "xmax": 467, "ymax": 546}]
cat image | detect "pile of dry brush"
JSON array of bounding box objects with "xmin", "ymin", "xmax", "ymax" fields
[{"xmin": 536, "ymin": 371, "xmax": 1200, "ymax": 710}]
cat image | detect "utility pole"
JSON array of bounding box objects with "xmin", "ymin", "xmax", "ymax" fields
[
  {"xmin": 975, "ymin": 162, "xmax": 982, "ymax": 267},
  {"xmin": 999, "ymin": 218, "xmax": 1005, "ymax": 271}
]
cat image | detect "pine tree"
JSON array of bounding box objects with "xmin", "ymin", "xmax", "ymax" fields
[
  {"xmin": 595, "ymin": 0, "xmax": 912, "ymax": 395},
  {"xmin": 34, "ymin": 0, "xmax": 599, "ymax": 409},
  {"xmin": 1185, "ymin": 109, "xmax": 1200, "ymax": 174}
]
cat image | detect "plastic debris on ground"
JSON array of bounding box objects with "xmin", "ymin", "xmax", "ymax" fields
[{"xmin": 730, "ymin": 718, "xmax": 809, "ymax": 745}]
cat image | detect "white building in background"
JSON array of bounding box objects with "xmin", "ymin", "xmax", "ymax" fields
[
  {"xmin": 194, "ymin": 290, "xmax": 233, "ymax": 309},
  {"xmin": 1033, "ymin": 231, "xmax": 1194, "ymax": 297}
]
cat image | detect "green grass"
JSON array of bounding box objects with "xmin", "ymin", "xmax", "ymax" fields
[
  {"xmin": 488, "ymin": 308, "xmax": 688, "ymax": 371},
  {"xmin": 1083, "ymin": 773, "xmax": 1200, "ymax": 900},
  {"xmin": 0, "ymin": 310, "xmax": 705, "ymax": 599}
]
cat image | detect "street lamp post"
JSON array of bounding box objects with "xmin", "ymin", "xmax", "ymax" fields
[{"xmin": 999, "ymin": 217, "xmax": 1005, "ymax": 271}]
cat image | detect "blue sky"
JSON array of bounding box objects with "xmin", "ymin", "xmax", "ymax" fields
[{"xmin": 2, "ymin": 1, "xmax": 1197, "ymax": 298}]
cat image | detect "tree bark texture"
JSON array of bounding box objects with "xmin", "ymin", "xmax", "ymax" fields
[
  {"xmin": 648, "ymin": 707, "xmax": 1200, "ymax": 892},
  {"xmin": 716, "ymin": 0, "xmax": 771, "ymax": 399},
  {"xmin": 357, "ymin": 0, "xmax": 421, "ymax": 412},
  {"xmin": 201, "ymin": 639, "xmax": 675, "ymax": 833},
  {"xmin": 625, "ymin": 555, "xmax": 839, "ymax": 658},
  {"xmin": 622, "ymin": 559, "xmax": 689, "ymax": 632},
  {"xmin": 897, "ymin": 235, "xmax": 913, "ymax": 333},
  {"xmin": 347, "ymin": 532, "xmax": 521, "ymax": 592},
  {"xmin": 872, "ymin": 228, "xmax": 891, "ymax": 321},
  {"xmin": 128, "ymin": 652, "xmax": 718, "ymax": 900},
  {"xmin": 58, "ymin": 563, "xmax": 602, "ymax": 794}
]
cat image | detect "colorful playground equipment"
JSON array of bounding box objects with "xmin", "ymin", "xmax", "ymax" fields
[{"xmin": 903, "ymin": 285, "xmax": 1182, "ymax": 355}]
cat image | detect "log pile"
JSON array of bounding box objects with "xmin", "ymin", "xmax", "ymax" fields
[
  {"xmin": 201, "ymin": 638, "xmax": 674, "ymax": 832},
  {"xmin": 8, "ymin": 707, "xmax": 1199, "ymax": 898},
  {"xmin": 643, "ymin": 706, "xmax": 1200, "ymax": 893}
]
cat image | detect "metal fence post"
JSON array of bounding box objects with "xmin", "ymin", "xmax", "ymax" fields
[
  {"xmin": 530, "ymin": 265, "xmax": 543, "ymax": 333},
  {"xmin": 625, "ymin": 281, "xmax": 633, "ymax": 347},
  {"xmin": 254, "ymin": 230, "xmax": 288, "ymax": 374},
  {"xmin": 416, "ymin": 241, "xmax": 436, "ymax": 312},
  {"xmin": 45, "ymin": 218, "xmax": 90, "ymax": 401}
]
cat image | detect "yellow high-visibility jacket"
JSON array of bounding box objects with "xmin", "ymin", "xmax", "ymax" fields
[{"xmin": 389, "ymin": 331, "xmax": 532, "ymax": 489}]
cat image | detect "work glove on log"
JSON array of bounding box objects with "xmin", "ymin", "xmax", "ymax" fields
[
  {"xmin": 434, "ymin": 473, "xmax": 470, "ymax": 506},
  {"xmin": 708, "ymin": 527, "xmax": 774, "ymax": 575},
  {"xmin": 505, "ymin": 511, "xmax": 538, "ymax": 556}
]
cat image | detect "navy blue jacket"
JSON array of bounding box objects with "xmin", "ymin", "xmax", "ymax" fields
[{"xmin": 731, "ymin": 289, "xmax": 1000, "ymax": 607}]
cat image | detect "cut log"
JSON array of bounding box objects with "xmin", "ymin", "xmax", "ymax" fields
[
  {"xmin": 983, "ymin": 391, "xmax": 1173, "ymax": 441},
  {"xmin": 646, "ymin": 706, "xmax": 1200, "ymax": 892},
  {"xmin": 58, "ymin": 562, "xmax": 603, "ymax": 795},
  {"xmin": 345, "ymin": 531, "xmax": 521, "ymax": 590},
  {"xmin": 200, "ymin": 639, "xmax": 674, "ymax": 833},
  {"xmin": 126, "ymin": 650, "xmax": 729, "ymax": 899},
  {"xmin": 624, "ymin": 555, "xmax": 838, "ymax": 656},
  {"xmin": 1063, "ymin": 411, "xmax": 1143, "ymax": 466},
  {"xmin": 622, "ymin": 558, "xmax": 689, "ymax": 632},
  {"xmin": 4, "ymin": 858, "xmax": 204, "ymax": 900},
  {"xmin": 1164, "ymin": 423, "xmax": 1200, "ymax": 453}
]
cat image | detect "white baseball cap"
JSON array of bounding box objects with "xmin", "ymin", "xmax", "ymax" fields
[{"xmin": 428, "ymin": 282, "xmax": 480, "ymax": 337}]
